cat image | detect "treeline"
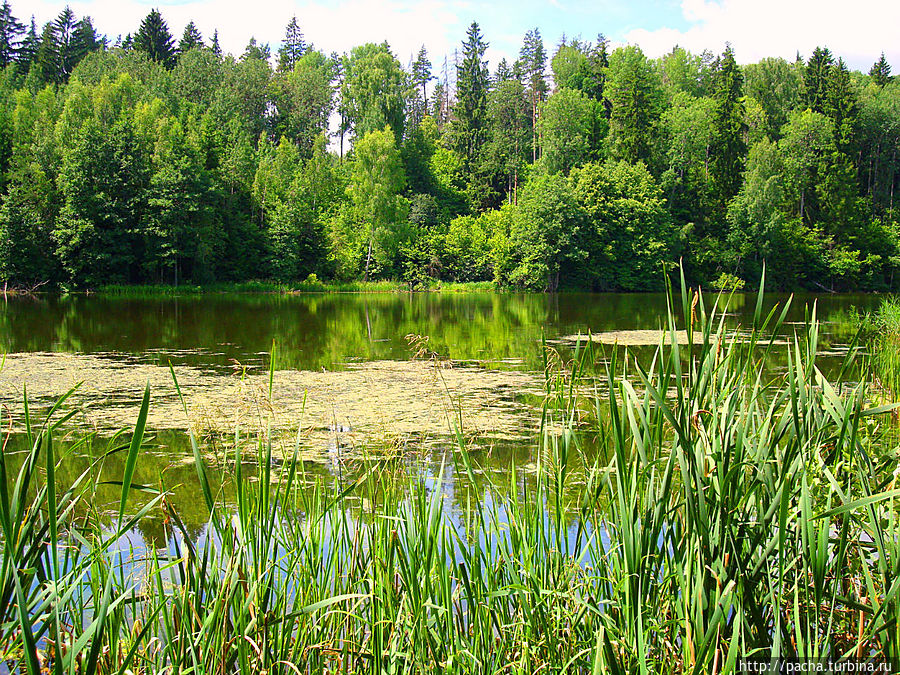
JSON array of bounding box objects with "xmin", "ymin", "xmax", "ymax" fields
[{"xmin": 0, "ymin": 4, "xmax": 898, "ymax": 291}]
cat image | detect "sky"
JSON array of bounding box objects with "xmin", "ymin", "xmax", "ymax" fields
[{"xmin": 23, "ymin": 0, "xmax": 900, "ymax": 74}]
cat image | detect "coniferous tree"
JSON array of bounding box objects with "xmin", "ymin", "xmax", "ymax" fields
[
  {"xmin": 804, "ymin": 46, "xmax": 834, "ymax": 113},
  {"xmin": 710, "ymin": 44, "xmax": 747, "ymax": 209},
  {"xmin": 826, "ymin": 58, "xmax": 858, "ymax": 154},
  {"xmin": 17, "ymin": 15, "xmax": 37, "ymax": 69},
  {"xmin": 411, "ymin": 46, "xmax": 433, "ymax": 107},
  {"xmin": 70, "ymin": 18, "xmax": 102, "ymax": 65},
  {"xmin": 178, "ymin": 21, "xmax": 203, "ymax": 55},
  {"xmin": 452, "ymin": 22, "xmax": 490, "ymax": 165},
  {"xmin": 33, "ymin": 22, "xmax": 61, "ymax": 83},
  {"xmin": 277, "ymin": 16, "xmax": 305, "ymax": 71},
  {"xmin": 518, "ymin": 28, "xmax": 548, "ymax": 161},
  {"xmin": 0, "ymin": 1, "xmax": 24, "ymax": 67},
  {"xmin": 242, "ymin": 37, "xmax": 270, "ymax": 62},
  {"xmin": 135, "ymin": 9, "xmax": 175, "ymax": 68},
  {"xmin": 210, "ymin": 29, "xmax": 221, "ymax": 56},
  {"xmin": 870, "ymin": 53, "xmax": 892, "ymax": 87}
]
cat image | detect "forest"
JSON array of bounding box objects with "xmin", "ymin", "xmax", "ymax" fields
[{"xmin": 0, "ymin": 3, "xmax": 898, "ymax": 291}]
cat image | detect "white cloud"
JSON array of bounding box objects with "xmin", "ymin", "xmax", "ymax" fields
[{"xmin": 625, "ymin": 0, "xmax": 900, "ymax": 70}]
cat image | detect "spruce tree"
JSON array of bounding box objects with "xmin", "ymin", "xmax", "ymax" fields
[
  {"xmin": 33, "ymin": 22, "xmax": 61, "ymax": 83},
  {"xmin": 518, "ymin": 28, "xmax": 547, "ymax": 162},
  {"xmin": 710, "ymin": 44, "xmax": 746, "ymax": 209},
  {"xmin": 870, "ymin": 53, "xmax": 892, "ymax": 87},
  {"xmin": 16, "ymin": 16, "xmax": 37, "ymax": 69},
  {"xmin": 277, "ymin": 16, "xmax": 305, "ymax": 71},
  {"xmin": 804, "ymin": 46, "xmax": 834, "ymax": 113},
  {"xmin": 135, "ymin": 9, "xmax": 175, "ymax": 68},
  {"xmin": 826, "ymin": 58, "xmax": 858, "ymax": 154},
  {"xmin": 210, "ymin": 29, "xmax": 221, "ymax": 56},
  {"xmin": 411, "ymin": 46, "xmax": 432, "ymax": 107},
  {"xmin": 70, "ymin": 18, "xmax": 102, "ymax": 67},
  {"xmin": 0, "ymin": 1, "xmax": 24, "ymax": 67},
  {"xmin": 453, "ymin": 21, "xmax": 490, "ymax": 164},
  {"xmin": 178, "ymin": 21, "xmax": 203, "ymax": 55}
]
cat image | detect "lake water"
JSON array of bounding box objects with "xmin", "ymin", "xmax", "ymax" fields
[{"xmin": 0, "ymin": 290, "xmax": 881, "ymax": 541}]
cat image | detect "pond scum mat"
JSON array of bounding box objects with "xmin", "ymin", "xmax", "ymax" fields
[{"xmin": 0, "ymin": 352, "xmax": 546, "ymax": 455}]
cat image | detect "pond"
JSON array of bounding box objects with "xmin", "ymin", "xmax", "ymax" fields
[{"xmin": 0, "ymin": 289, "xmax": 881, "ymax": 539}]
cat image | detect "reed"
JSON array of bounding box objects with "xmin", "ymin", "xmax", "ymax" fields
[{"xmin": 1, "ymin": 273, "xmax": 898, "ymax": 673}]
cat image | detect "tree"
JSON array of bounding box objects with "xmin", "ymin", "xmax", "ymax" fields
[
  {"xmin": 804, "ymin": 46, "xmax": 834, "ymax": 113},
  {"xmin": 572, "ymin": 160, "xmax": 678, "ymax": 290},
  {"xmin": 178, "ymin": 21, "xmax": 203, "ymax": 55},
  {"xmin": 742, "ymin": 57, "xmax": 803, "ymax": 138},
  {"xmin": 870, "ymin": 53, "xmax": 892, "ymax": 88},
  {"xmin": 54, "ymin": 119, "xmax": 150, "ymax": 286},
  {"xmin": 710, "ymin": 45, "xmax": 747, "ymax": 209},
  {"xmin": 509, "ymin": 172, "xmax": 585, "ymax": 291},
  {"xmin": 242, "ymin": 37, "xmax": 270, "ymax": 62},
  {"xmin": 605, "ymin": 45, "xmax": 663, "ymax": 164},
  {"xmin": 16, "ymin": 16, "xmax": 37, "ymax": 70},
  {"xmin": 451, "ymin": 22, "xmax": 490, "ymax": 165},
  {"xmin": 519, "ymin": 28, "xmax": 548, "ymax": 162},
  {"xmin": 0, "ymin": 1, "xmax": 24, "ymax": 68},
  {"xmin": 411, "ymin": 46, "xmax": 433, "ymax": 107},
  {"xmin": 270, "ymin": 50, "xmax": 335, "ymax": 157},
  {"xmin": 135, "ymin": 9, "xmax": 175, "ymax": 68},
  {"xmin": 33, "ymin": 22, "xmax": 61, "ymax": 84},
  {"xmin": 538, "ymin": 87, "xmax": 604, "ymax": 175},
  {"xmin": 345, "ymin": 127, "xmax": 408, "ymax": 280},
  {"xmin": 340, "ymin": 42, "xmax": 405, "ymax": 142},
  {"xmin": 71, "ymin": 17, "xmax": 102, "ymax": 61},
  {"xmin": 210, "ymin": 29, "xmax": 221, "ymax": 56},
  {"xmin": 484, "ymin": 75, "xmax": 530, "ymax": 203},
  {"xmin": 277, "ymin": 16, "xmax": 306, "ymax": 72}
]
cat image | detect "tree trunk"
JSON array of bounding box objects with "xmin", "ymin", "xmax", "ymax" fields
[{"xmin": 363, "ymin": 223, "xmax": 375, "ymax": 283}]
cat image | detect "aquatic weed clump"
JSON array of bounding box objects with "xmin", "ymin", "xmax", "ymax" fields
[{"xmin": 1, "ymin": 273, "xmax": 900, "ymax": 673}]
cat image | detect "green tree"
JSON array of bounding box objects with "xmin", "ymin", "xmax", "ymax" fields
[
  {"xmin": 277, "ymin": 16, "xmax": 306, "ymax": 72},
  {"xmin": 177, "ymin": 22, "xmax": 203, "ymax": 56},
  {"xmin": 742, "ymin": 57, "xmax": 803, "ymax": 138},
  {"xmin": 870, "ymin": 53, "xmax": 892, "ymax": 88},
  {"xmin": 135, "ymin": 9, "xmax": 175, "ymax": 68},
  {"xmin": 710, "ymin": 45, "xmax": 747, "ymax": 209},
  {"xmin": 16, "ymin": 16, "xmax": 37, "ymax": 70},
  {"xmin": 340, "ymin": 42, "xmax": 405, "ymax": 142},
  {"xmin": 0, "ymin": 1, "xmax": 23, "ymax": 68},
  {"xmin": 451, "ymin": 22, "xmax": 490, "ymax": 165},
  {"xmin": 411, "ymin": 46, "xmax": 433, "ymax": 107},
  {"xmin": 344, "ymin": 127, "xmax": 408, "ymax": 280},
  {"xmin": 54, "ymin": 119, "xmax": 149, "ymax": 286},
  {"xmin": 509, "ymin": 172, "xmax": 585, "ymax": 290},
  {"xmin": 518, "ymin": 28, "xmax": 548, "ymax": 162},
  {"xmin": 605, "ymin": 45, "xmax": 663, "ymax": 164},
  {"xmin": 538, "ymin": 87, "xmax": 605, "ymax": 175},
  {"xmin": 270, "ymin": 50, "xmax": 335, "ymax": 157},
  {"xmin": 804, "ymin": 46, "xmax": 834, "ymax": 113},
  {"xmin": 0, "ymin": 158, "xmax": 60, "ymax": 285},
  {"xmin": 484, "ymin": 74, "xmax": 530, "ymax": 202},
  {"xmin": 572, "ymin": 160, "xmax": 678, "ymax": 290}
]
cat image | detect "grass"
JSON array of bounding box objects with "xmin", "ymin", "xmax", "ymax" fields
[
  {"xmin": 93, "ymin": 279, "xmax": 499, "ymax": 297},
  {"xmin": 872, "ymin": 296, "xmax": 900, "ymax": 403},
  {"xmin": 1, "ymin": 272, "xmax": 900, "ymax": 673}
]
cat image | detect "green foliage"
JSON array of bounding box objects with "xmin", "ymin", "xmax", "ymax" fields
[
  {"xmin": 341, "ymin": 42, "xmax": 405, "ymax": 142},
  {"xmin": 573, "ymin": 159, "xmax": 678, "ymax": 290},
  {"xmin": 0, "ymin": 7, "xmax": 897, "ymax": 292},
  {"xmin": 538, "ymin": 87, "xmax": 605, "ymax": 175},
  {"xmin": 509, "ymin": 171, "xmax": 585, "ymax": 290},
  {"xmin": 134, "ymin": 9, "xmax": 175, "ymax": 69},
  {"xmin": 605, "ymin": 45, "xmax": 663, "ymax": 164}
]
